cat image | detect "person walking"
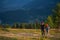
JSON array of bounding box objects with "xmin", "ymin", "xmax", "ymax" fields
[
  {"xmin": 45, "ymin": 23, "xmax": 50, "ymax": 37},
  {"xmin": 40, "ymin": 21, "xmax": 45, "ymax": 37}
]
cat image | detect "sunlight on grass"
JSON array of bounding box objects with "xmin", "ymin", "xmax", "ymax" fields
[{"xmin": 0, "ymin": 29, "xmax": 60, "ymax": 40}]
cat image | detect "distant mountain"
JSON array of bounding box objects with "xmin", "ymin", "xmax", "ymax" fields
[
  {"xmin": 0, "ymin": 9, "xmax": 28, "ymax": 24},
  {"xmin": 0, "ymin": 0, "xmax": 60, "ymax": 24},
  {"xmin": 0, "ymin": 9, "xmax": 48, "ymax": 24}
]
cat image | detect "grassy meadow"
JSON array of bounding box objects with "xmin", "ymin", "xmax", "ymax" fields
[{"xmin": 0, "ymin": 28, "xmax": 60, "ymax": 40}]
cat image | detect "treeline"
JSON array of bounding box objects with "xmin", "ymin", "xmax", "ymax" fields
[
  {"xmin": 12, "ymin": 23, "xmax": 40, "ymax": 29},
  {"xmin": 0, "ymin": 23, "xmax": 40, "ymax": 29}
]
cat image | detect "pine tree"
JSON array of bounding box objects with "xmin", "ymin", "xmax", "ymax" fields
[
  {"xmin": 52, "ymin": 3, "xmax": 60, "ymax": 28},
  {"xmin": 47, "ymin": 16, "xmax": 54, "ymax": 28}
]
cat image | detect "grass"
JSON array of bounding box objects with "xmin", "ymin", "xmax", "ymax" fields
[
  {"xmin": 49, "ymin": 37, "xmax": 60, "ymax": 40},
  {"xmin": 0, "ymin": 36, "xmax": 17, "ymax": 40},
  {"xmin": 0, "ymin": 28, "xmax": 60, "ymax": 40}
]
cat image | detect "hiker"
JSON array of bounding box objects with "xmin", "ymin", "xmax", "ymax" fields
[
  {"xmin": 40, "ymin": 21, "xmax": 45, "ymax": 37},
  {"xmin": 45, "ymin": 23, "xmax": 50, "ymax": 36}
]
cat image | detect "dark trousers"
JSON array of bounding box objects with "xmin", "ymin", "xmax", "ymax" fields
[{"xmin": 41, "ymin": 30, "xmax": 45, "ymax": 36}]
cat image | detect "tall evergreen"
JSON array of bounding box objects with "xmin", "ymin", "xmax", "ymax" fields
[{"xmin": 52, "ymin": 3, "xmax": 60, "ymax": 28}]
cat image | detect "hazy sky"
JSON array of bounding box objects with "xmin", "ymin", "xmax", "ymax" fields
[
  {"xmin": 0, "ymin": 0, "xmax": 33, "ymax": 12},
  {"xmin": 0, "ymin": 0, "xmax": 60, "ymax": 12}
]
